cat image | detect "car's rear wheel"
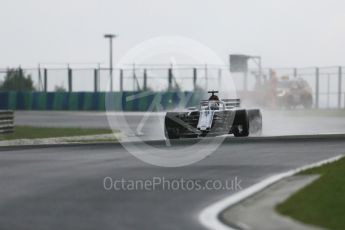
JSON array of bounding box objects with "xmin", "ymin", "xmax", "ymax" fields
[
  {"xmin": 233, "ymin": 110, "xmax": 249, "ymax": 137},
  {"xmin": 248, "ymin": 110, "xmax": 262, "ymax": 135}
]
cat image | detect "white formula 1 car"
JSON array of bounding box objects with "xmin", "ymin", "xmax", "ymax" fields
[{"xmin": 164, "ymin": 91, "xmax": 262, "ymax": 139}]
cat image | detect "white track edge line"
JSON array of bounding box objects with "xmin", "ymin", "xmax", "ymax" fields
[{"xmin": 199, "ymin": 154, "xmax": 344, "ymax": 230}]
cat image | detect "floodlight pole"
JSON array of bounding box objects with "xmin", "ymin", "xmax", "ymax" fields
[{"xmin": 104, "ymin": 34, "xmax": 116, "ymax": 92}]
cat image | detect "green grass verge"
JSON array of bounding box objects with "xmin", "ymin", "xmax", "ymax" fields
[
  {"xmin": 0, "ymin": 126, "xmax": 113, "ymax": 140},
  {"xmin": 276, "ymin": 156, "xmax": 345, "ymax": 230}
]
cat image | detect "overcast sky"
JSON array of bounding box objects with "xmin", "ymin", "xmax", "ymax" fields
[{"xmin": 1, "ymin": 0, "xmax": 345, "ymax": 68}]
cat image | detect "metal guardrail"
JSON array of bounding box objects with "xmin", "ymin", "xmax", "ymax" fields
[{"xmin": 0, "ymin": 111, "xmax": 14, "ymax": 134}]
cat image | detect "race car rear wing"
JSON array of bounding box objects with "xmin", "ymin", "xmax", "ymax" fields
[{"xmin": 223, "ymin": 99, "xmax": 241, "ymax": 108}]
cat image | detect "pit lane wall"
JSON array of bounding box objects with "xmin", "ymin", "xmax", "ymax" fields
[{"xmin": 0, "ymin": 91, "xmax": 204, "ymax": 111}]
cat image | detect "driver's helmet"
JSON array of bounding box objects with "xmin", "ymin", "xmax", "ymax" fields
[
  {"xmin": 209, "ymin": 94, "xmax": 219, "ymax": 101},
  {"xmin": 209, "ymin": 101, "xmax": 219, "ymax": 110}
]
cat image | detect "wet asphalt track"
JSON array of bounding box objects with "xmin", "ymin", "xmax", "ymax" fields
[
  {"xmin": 14, "ymin": 111, "xmax": 345, "ymax": 140},
  {"xmin": 0, "ymin": 136, "xmax": 344, "ymax": 230}
]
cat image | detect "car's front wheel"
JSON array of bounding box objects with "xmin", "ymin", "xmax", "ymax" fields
[{"xmin": 165, "ymin": 127, "xmax": 180, "ymax": 139}]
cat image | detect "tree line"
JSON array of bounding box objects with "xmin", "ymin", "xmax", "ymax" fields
[{"xmin": 0, "ymin": 68, "xmax": 35, "ymax": 91}]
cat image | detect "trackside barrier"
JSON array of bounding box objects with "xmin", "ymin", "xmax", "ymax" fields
[
  {"xmin": 0, "ymin": 91, "xmax": 205, "ymax": 111},
  {"xmin": 0, "ymin": 110, "xmax": 14, "ymax": 134}
]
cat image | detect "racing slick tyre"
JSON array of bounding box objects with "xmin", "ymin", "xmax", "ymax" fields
[
  {"xmin": 302, "ymin": 94, "xmax": 313, "ymax": 109},
  {"xmin": 200, "ymin": 131, "xmax": 208, "ymax": 137},
  {"xmin": 233, "ymin": 110, "xmax": 249, "ymax": 137},
  {"xmin": 165, "ymin": 127, "xmax": 180, "ymax": 139},
  {"xmin": 247, "ymin": 109, "xmax": 262, "ymax": 135},
  {"xmin": 164, "ymin": 113, "xmax": 181, "ymax": 139}
]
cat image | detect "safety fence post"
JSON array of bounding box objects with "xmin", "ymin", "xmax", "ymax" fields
[
  {"xmin": 44, "ymin": 68, "xmax": 48, "ymax": 92},
  {"xmin": 168, "ymin": 68, "xmax": 173, "ymax": 90},
  {"xmin": 193, "ymin": 68, "xmax": 197, "ymax": 90},
  {"xmin": 94, "ymin": 69, "xmax": 99, "ymax": 92},
  {"xmin": 120, "ymin": 69, "xmax": 123, "ymax": 92},
  {"xmin": 143, "ymin": 69, "xmax": 147, "ymax": 91},
  {"xmin": 338, "ymin": 66, "xmax": 342, "ymax": 109},
  {"xmin": 315, "ymin": 67, "xmax": 319, "ymax": 109},
  {"xmin": 68, "ymin": 68, "xmax": 73, "ymax": 92}
]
